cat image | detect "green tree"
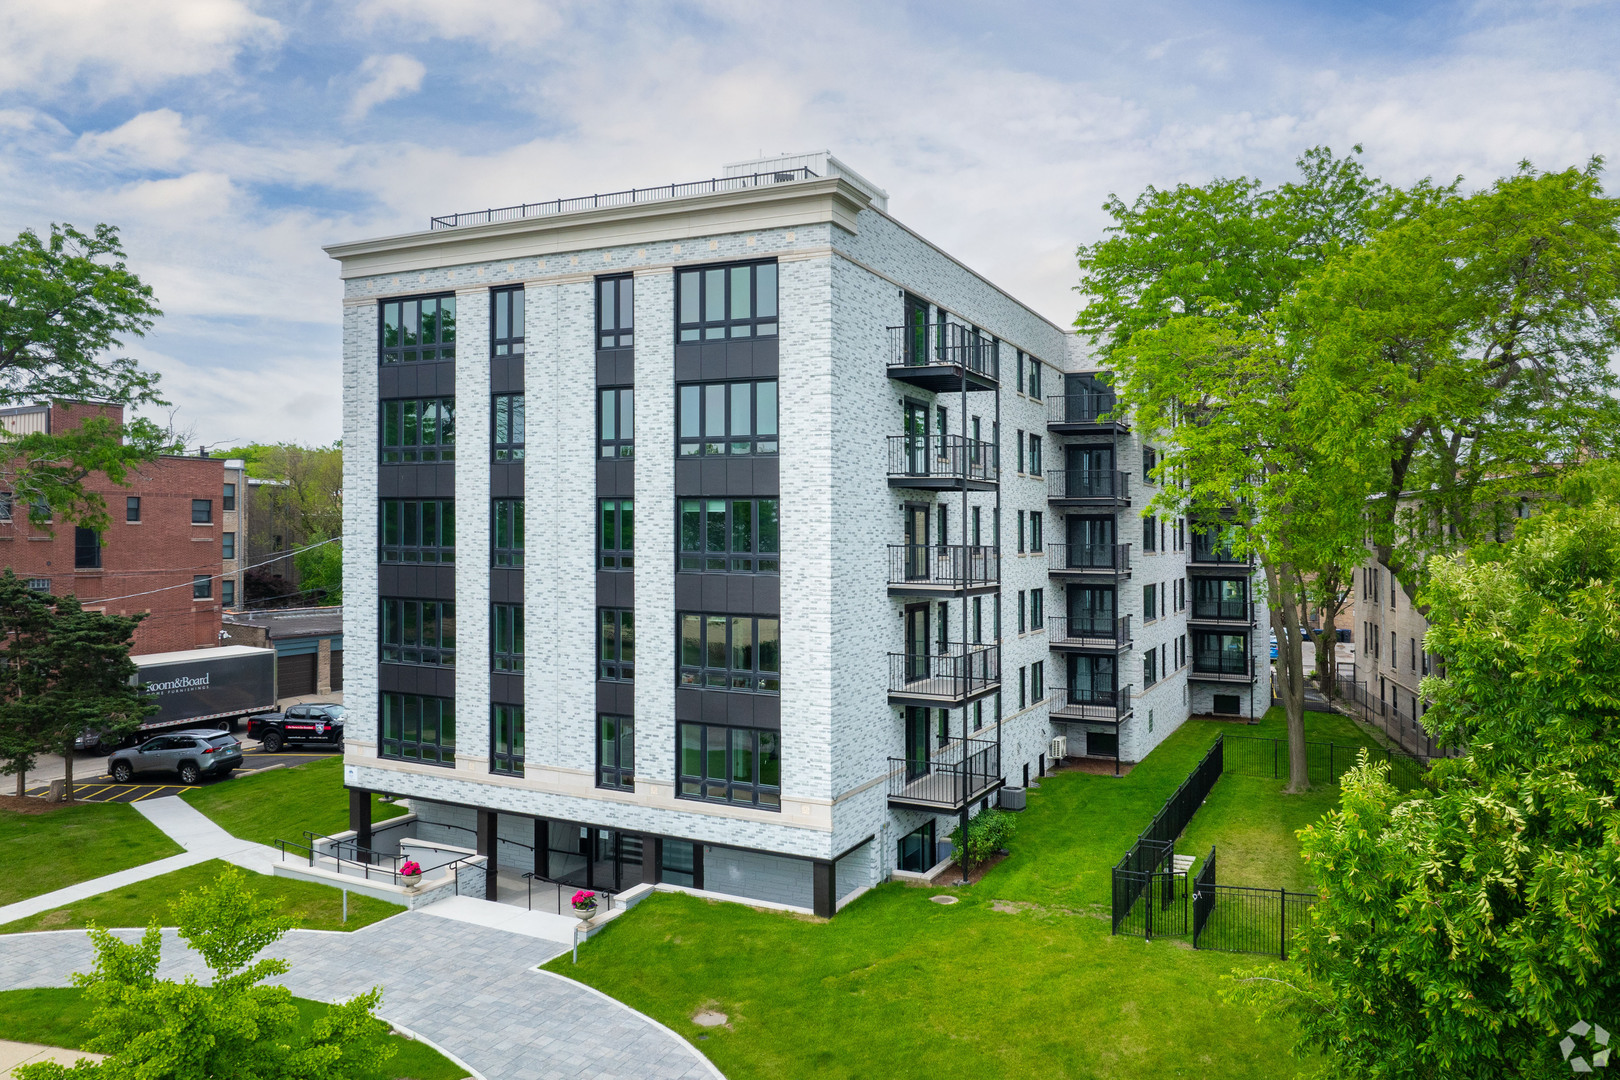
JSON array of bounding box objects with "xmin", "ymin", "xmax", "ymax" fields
[
  {"xmin": 0, "ymin": 223, "xmax": 176, "ymax": 530},
  {"xmin": 1229, "ymin": 465, "xmax": 1620, "ymax": 1079},
  {"xmin": 16, "ymin": 866, "xmax": 393, "ymax": 1080},
  {"xmin": 216, "ymin": 441, "xmax": 343, "ymax": 605},
  {"xmin": 295, "ymin": 534, "xmax": 343, "ymax": 604},
  {"xmin": 0, "ymin": 570, "xmax": 60, "ymax": 796}
]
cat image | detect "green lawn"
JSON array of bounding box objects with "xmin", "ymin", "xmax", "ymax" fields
[
  {"xmin": 0, "ymin": 988, "xmax": 468, "ymax": 1080},
  {"xmin": 182, "ymin": 756, "xmax": 407, "ymax": 849},
  {"xmin": 0, "ymin": 801, "xmax": 183, "ymax": 906},
  {"xmin": 0, "ymin": 859, "xmax": 402, "ymax": 934}
]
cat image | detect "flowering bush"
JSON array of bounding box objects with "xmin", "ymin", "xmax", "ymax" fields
[
  {"xmin": 399, "ymin": 860, "xmax": 422, "ymax": 878},
  {"xmin": 571, "ymin": 890, "xmax": 597, "ymax": 911}
]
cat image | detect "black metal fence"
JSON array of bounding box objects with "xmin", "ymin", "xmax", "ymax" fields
[
  {"xmin": 1110, "ymin": 736, "xmax": 1225, "ymax": 934},
  {"xmin": 1333, "ymin": 675, "xmax": 1453, "ymax": 760},
  {"xmin": 887, "ymin": 544, "xmax": 999, "ymax": 590},
  {"xmin": 1046, "ymin": 468, "xmax": 1130, "ymax": 502},
  {"xmin": 885, "ymin": 434, "xmax": 999, "ymax": 485},
  {"xmin": 1190, "ymin": 846, "xmax": 1316, "ymax": 957},
  {"xmin": 1221, "ymin": 734, "xmax": 1428, "ymax": 790}
]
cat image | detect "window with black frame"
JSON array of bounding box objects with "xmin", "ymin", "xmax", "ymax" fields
[
  {"xmin": 492, "ymin": 603, "xmax": 523, "ymax": 672},
  {"xmin": 492, "ymin": 394, "xmax": 525, "ymax": 461},
  {"xmin": 598, "ymin": 275, "xmax": 633, "ymax": 348},
  {"xmin": 222, "ymin": 483, "xmax": 235, "ymax": 511},
  {"xmin": 678, "ymin": 498, "xmax": 779, "ymax": 572},
  {"xmin": 1193, "ymin": 578, "xmax": 1247, "ymax": 620},
  {"xmin": 492, "ymin": 499, "xmax": 523, "ymax": 566},
  {"xmin": 74, "ymin": 527, "xmax": 100, "ymax": 569},
  {"xmin": 677, "ymin": 722, "xmax": 780, "ymax": 808},
  {"xmin": 599, "ymin": 608, "xmax": 634, "ymax": 680},
  {"xmin": 1028, "ymin": 356, "xmax": 1043, "ymax": 400},
  {"xmin": 1193, "ymin": 631, "xmax": 1249, "ymax": 675},
  {"xmin": 380, "ymin": 692, "xmax": 455, "ymax": 765},
  {"xmin": 192, "ymin": 499, "xmax": 212, "ymax": 524},
  {"xmin": 599, "ymin": 387, "xmax": 634, "ymax": 458},
  {"xmin": 380, "ymin": 499, "xmax": 455, "ymax": 563},
  {"xmin": 678, "ymin": 613, "xmax": 780, "ymax": 692},
  {"xmin": 380, "ymin": 295, "xmax": 457, "ymax": 363},
  {"xmin": 677, "ymin": 380, "xmax": 777, "ymax": 456},
  {"xmin": 491, "ymin": 704, "xmax": 524, "ymax": 775},
  {"xmin": 381, "ymin": 397, "xmax": 455, "ymax": 462},
  {"xmin": 192, "ymin": 575, "xmax": 212, "ymax": 599},
  {"xmin": 491, "ymin": 287, "xmax": 524, "ymax": 356},
  {"xmin": 597, "ymin": 715, "xmax": 634, "ymax": 790},
  {"xmin": 600, "ymin": 499, "xmax": 633, "ymax": 569},
  {"xmin": 381, "ymin": 599, "xmax": 456, "ymax": 666},
  {"xmin": 676, "ymin": 261, "xmax": 777, "ymax": 341}
]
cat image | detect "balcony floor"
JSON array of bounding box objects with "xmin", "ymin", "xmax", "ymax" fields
[
  {"xmin": 887, "ymin": 770, "xmax": 1003, "ymax": 813},
  {"xmin": 887, "ymin": 364, "xmax": 999, "ymax": 394},
  {"xmin": 1188, "ymin": 669, "xmax": 1258, "ymax": 683},
  {"xmin": 887, "ymin": 679, "xmax": 1002, "ymax": 708}
]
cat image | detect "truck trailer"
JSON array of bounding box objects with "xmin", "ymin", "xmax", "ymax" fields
[{"xmin": 83, "ymin": 646, "xmax": 278, "ymax": 749}]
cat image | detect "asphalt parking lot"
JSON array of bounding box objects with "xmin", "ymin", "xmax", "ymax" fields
[{"xmin": 23, "ymin": 744, "xmax": 341, "ymax": 803}]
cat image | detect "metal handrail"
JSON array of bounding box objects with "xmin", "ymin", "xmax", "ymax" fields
[
  {"xmin": 886, "ymin": 434, "xmax": 999, "ymax": 485},
  {"xmin": 1190, "ymin": 653, "xmax": 1257, "ymax": 679},
  {"xmin": 1049, "ymin": 684, "xmax": 1134, "ymax": 721},
  {"xmin": 1048, "ymin": 392, "xmax": 1122, "ymax": 426},
  {"xmin": 888, "ymin": 736, "xmax": 1000, "ymax": 807},
  {"xmin": 886, "ymin": 323, "xmax": 1001, "ymax": 381},
  {"xmin": 1046, "ymin": 469, "xmax": 1129, "ymax": 501},
  {"xmin": 430, "ymin": 168, "xmax": 818, "ymax": 229},
  {"xmin": 888, "ymin": 643, "xmax": 1000, "ymax": 702},
  {"xmin": 887, "ymin": 544, "xmax": 999, "ymax": 589},
  {"xmin": 1047, "ymin": 542, "xmax": 1131, "ymax": 573},
  {"xmin": 1048, "ymin": 614, "xmax": 1132, "ymax": 649},
  {"xmin": 523, "ymin": 872, "xmax": 617, "ymax": 916}
]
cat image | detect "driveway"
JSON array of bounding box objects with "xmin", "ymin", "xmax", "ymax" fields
[{"xmin": 0, "ymin": 913, "xmax": 721, "ymax": 1080}]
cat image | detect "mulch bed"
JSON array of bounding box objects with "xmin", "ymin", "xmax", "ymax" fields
[
  {"xmin": 0, "ymin": 794, "xmax": 66, "ymax": 815},
  {"xmin": 1049, "ymin": 757, "xmax": 1136, "ymax": 777}
]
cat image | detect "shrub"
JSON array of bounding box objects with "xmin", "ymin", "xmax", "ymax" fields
[{"xmin": 949, "ymin": 809, "xmax": 1016, "ymax": 874}]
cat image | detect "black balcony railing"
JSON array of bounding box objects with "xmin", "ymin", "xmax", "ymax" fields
[
  {"xmin": 1192, "ymin": 653, "xmax": 1257, "ymax": 681},
  {"xmin": 888, "ymin": 643, "xmax": 1000, "ymax": 704},
  {"xmin": 1048, "ymin": 392, "xmax": 1122, "ymax": 426},
  {"xmin": 1050, "ymin": 684, "xmax": 1134, "ymax": 722},
  {"xmin": 1048, "ymin": 614, "xmax": 1132, "ymax": 649},
  {"xmin": 1047, "ymin": 469, "xmax": 1129, "ymax": 501},
  {"xmin": 886, "ymin": 434, "xmax": 999, "ymax": 486},
  {"xmin": 889, "ymin": 736, "xmax": 1001, "ymax": 810},
  {"xmin": 1048, "ymin": 542, "xmax": 1131, "ymax": 574},
  {"xmin": 1190, "ymin": 600, "xmax": 1254, "ymax": 623},
  {"xmin": 888, "ymin": 544, "xmax": 999, "ymax": 591},
  {"xmin": 430, "ymin": 167, "xmax": 818, "ymax": 229},
  {"xmin": 1190, "ymin": 533, "xmax": 1250, "ymax": 566},
  {"xmin": 887, "ymin": 322, "xmax": 1000, "ymax": 382}
]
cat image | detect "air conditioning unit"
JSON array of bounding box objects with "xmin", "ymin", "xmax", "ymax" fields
[{"xmin": 1050, "ymin": 735, "xmax": 1068, "ymax": 760}]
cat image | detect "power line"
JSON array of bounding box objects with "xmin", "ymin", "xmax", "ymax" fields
[{"xmin": 90, "ymin": 536, "xmax": 343, "ymax": 605}]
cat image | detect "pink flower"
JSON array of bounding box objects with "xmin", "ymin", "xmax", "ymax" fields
[
  {"xmin": 572, "ymin": 890, "xmax": 597, "ymax": 906},
  {"xmin": 400, "ymin": 860, "xmax": 422, "ymax": 877}
]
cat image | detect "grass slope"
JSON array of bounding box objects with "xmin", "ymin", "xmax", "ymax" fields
[
  {"xmin": 0, "ymin": 988, "xmax": 467, "ymax": 1080},
  {"xmin": 0, "ymin": 859, "xmax": 402, "ymax": 934},
  {"xmin": 182, "ymin": 756, "xmax": 407, "ymax": 849},
  {"xmin": 0, "ymin": 801, "xmax": 183, "ymax": 906}
]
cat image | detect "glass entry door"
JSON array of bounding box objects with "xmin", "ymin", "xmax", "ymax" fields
[
  {"xmin": 904, "ymin": 401, "xmax": 930, "ymax": 475},
  {"xmin": 1068, "ymin": 654, "xmax": 1117, "ymax": 698},
  {"xmin": 904, "ymin": 705, "xmax": 930, "ymax": 781},
  {"xmin": 904, "ymin": 506, "xmax": 930, "ymax": 580},
  {"xmin": 1069, "ymin": 586, "xmax": 1115, "ymax": 635},
  {"xmin": 904, "ymin": 605, "xmax": 930, "ymax": 681}
]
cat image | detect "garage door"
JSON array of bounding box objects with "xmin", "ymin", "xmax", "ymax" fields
[
  {"xmin": 330, "ymin": 649, "xmax": 343, "ymax": 691},
  {"xmin": 277, "ymin": 652, "xmax": 317, "ymax": 697}
]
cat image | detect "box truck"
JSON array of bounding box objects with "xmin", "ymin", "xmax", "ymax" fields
[{"xmin": 79, "ymin": 645, "xmax": 278, "ymax": 750}]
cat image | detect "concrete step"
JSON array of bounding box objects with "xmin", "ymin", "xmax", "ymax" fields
[{"xmin": 1172, "ymin": 854, "xmax": 1196, "ymax": 874}]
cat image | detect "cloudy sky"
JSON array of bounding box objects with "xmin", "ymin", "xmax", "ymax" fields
[{"xmin": 2, "ymin": 0, "xmax": 1617, "ymax": 448}]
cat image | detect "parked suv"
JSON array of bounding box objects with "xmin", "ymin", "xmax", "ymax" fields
[
  {"xmin": 246, "ymin": 704, "xmax": 346, "ymax": 753},
  {"xmin": 108, "ymin": 730, "xmax": 243, "ymax": 785}
]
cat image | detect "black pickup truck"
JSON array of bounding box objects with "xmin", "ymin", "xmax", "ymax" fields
[{"xmin": 246, "ymin": 703, "xmax": 346, "ymax": 752}]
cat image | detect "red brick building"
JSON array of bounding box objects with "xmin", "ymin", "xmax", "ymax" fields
[{"xmin": 0, "ymin": 402, "xmax": 233, "ymax": 654}]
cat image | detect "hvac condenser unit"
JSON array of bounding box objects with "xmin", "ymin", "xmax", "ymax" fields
[{"xmin": 1050, "ymin": 735, "xmax": 1068, "ymax": 760}]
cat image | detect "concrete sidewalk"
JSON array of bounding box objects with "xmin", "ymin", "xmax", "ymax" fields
[
  {"xmin": 0, "ymin": 797, "xmax": 282, "ymax": 927},
  {"xmin": 0, "ymin": 1041, "xmax": 105, "ymax": 1079}
]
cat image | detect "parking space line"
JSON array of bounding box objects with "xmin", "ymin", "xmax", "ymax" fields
[
  {"xmin": 130, "ymin": 786, "xmax": 176, "ymax": 802},
  {"xmin": 74, "ymin": 784, "xmax": 114, "ymax": 799}
]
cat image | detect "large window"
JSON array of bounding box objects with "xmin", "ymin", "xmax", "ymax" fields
[
  {"xmin": 491, "ymin": 704, "xmax": 524, "ymax": 776},
  {"xmin": 599, "ymin": 387, "xmax": 634, "ymax": 458},
  {"xmin": 222, "ymin": 483, "xmax": 236, "ymax": 511},
  {"xmin": 677, "ymin": 722, "xmax": 780, "ymax": 808},
  {"xmin": 676, "ymin": 261, "xmax": 778, "ymax": 341},
  {"xmin": 600, "ymin": 499, "xmax": 633, "ymax": 569},
  {"xmin": 380, "ymin": 295, "xmax": 457, "ymax": 363},
  {"xmin": 597, "ymin": 715, "xmax": 634, "ymax": 791},
  {"xmin": 1027, "ymin": 435, "xmax": 1042, "ymax": 476},
  {"xmin": 126, "ymin": 497, "xmax": 140, "ymax": 522},
  {"xmin": 492, "ymin": 603, "xmax": 523, "ymax": 673},
  {"xmin": 192, "ymin": 575, "xmax": 212, "ymax": 599},
  {"xmin": 678, "ymin": 498, "xmax": 779, "ymax": 573},
  {"xmin": 381, "ymin": 599, "xmax": 456, "ymax": 666},
  {"xmin": 492, "ymin": 499, "xmax": 523, "ymax": 566},
  {"xmin": 1193, "ymin": 631, "xmax": 1250, "ymax": 675},
  {"xmin": 677, "ymin": 380, "xmax": 777, "ymax": 456},
  {"xmin": 192, "ymin": 499, "xmax": 212, "ymax": 524},
  {"xmin": 74, "ymin": 527, "xmax": 100, "ymax": 569},
  {"xmin": 380, "ymin": 499, "xmax": 455, "ymax": 563},
  {"xmin": 1193, "ymin": 578, "xmax": 1247, "ymax": 620},
  {"xmin": 492, "ymin": 394, "xmax": 525, "ymax": 461},
  {"xmin": 380, "ymin": 692, "xmax": 455, "ymax": 765},
  {"xmin": 222, "ymin": 532, "xmax": 235, "ymax": 560},
  {"xmin": 599, "ymin": 608, "xmax": 634, "ymax": 681},
  {"xmin": 381, "ymin": 397, "xmax": 456, "ymax": 462},
  {"xmin": 678, "ymin": 613, "xmax": 780, "ymax": 692},
  {"xmin": 491, "ymin": 287, "xmax": 524, "ymax": 356},
  {"xmin": 598, "ymin": 275, "xmax": 633, "ymax": 348},
  {"xmin": 1028, "ymin": 356, "xmax": 1043, "ymax": 400}
]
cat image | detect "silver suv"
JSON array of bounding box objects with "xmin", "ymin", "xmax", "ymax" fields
[{"xmin": 108, "ymin": 730, "xmax": 243, "ymax": 785}]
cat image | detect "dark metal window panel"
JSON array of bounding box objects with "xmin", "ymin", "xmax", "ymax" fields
[
  {"xmin": 1192, "ymin": 577, "xmax": 1248, "ymax": 620},
  {"xmin": 379, "ymin": 295, "xmax": 457, "ymax": 364},
  {"xmin": 192, "ymin": 575, "xmax": 212, "ymax": 599},
  {"xmin": 492, "ymin": 393, "xmax": 525, "ymax": 461},
  {"xmin": 676, "ymin": 721, "xmax": 780, "ymax": 809},
  {"xmin": 379, "ymin": 499, "xmax": 455, "ymax": 563},
  {"xmin": 380, "ymin": 598, "xmax": 457, "ymax": 666},
  {"xmin": 597, "ymin": 275, "xmax": 634, "ymax": 349},
  {"xmin": 73, "ymin": 527, "xmax": 100, "ymax": 569},
  {"xmin": 381, "ymin": 396, "xmax": 456, "ymax": 463},
  {"xmin": 492, "ymin": 603, "xmax": 524, "ymax": 673},
  {"xmin": 677, "ymin": 612, "xmax": 779, "ymax": 693},
  {"xmin": 676, "ymin": 261, "xmax": 778, "ymax": 342},
  {"xmin": 597, "ymin": 714, "xmax": 635, "ymax": 790},
  {"xmin": 380, "ymin": 692, "xmax": 455, "ymax": 765},
  {"xmin": 678, "ymin": 498, "xmax": 778, "ymax": 573},
  {"xmin": 490, "ymin": 286, "xmax": 525, "ymax": 357},
  {"xmin": 600, "ymin": 498, "xmax": 633, "ymax": 570},
  {"xmin": 1192, "ymin": 631, "xmax": 1250, "ymax": 675},
  {"xmin": 491, "ymin": 703, "xmax": 524, "ymax": 775},
  {"xmin": 599, "ymin": 608, "xmax": 634, "ymax": 681},
  {"xmin": 191, "ymin": 499, "xmax": 212, "ymax": 524},
  {"xmin": 492, "ymin": 499, "xmax": 524, "ymax": 567},
  {"xmin": 677, "ymin": 379, "xmax": 778, "ymax": 457},
  {"xmin": 599, "ymin": 386, "xmax": 634, "ymax": 458},
  {"xmin": 1030, "ymin": 511, "xmax": 1043, "ymax": 553}
]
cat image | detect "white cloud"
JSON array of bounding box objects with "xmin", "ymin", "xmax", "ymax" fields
[
  {"xmin": 347, "ymin": 54, "xmax": 426, "ymax": 121},
  {"xmin": 73, "ymin": 109, "xmax": 192, "ymax": 171}
]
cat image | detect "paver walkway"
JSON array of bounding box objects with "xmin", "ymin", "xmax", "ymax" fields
[
  {"xmin": 0, "ymin": 915, "xmax": 723, "ymax": 1080},
  {"xmin": 0, "ymin": 797, "xmax": 279, "ymax": 927},
  {"xmin": 1, "ymin": 1040, "xmax": 105, "ymax": 1078}
]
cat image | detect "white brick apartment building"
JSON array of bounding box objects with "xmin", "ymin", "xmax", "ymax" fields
[{"xmin": 325, "ymin": 152, "xmax": 1270, "ymax": 917}]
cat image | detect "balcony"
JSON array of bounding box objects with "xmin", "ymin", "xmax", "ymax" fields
[
  {"xmin": 1047, "ymin": 542, "xmax": 1131, "ymax": 577},
  {"xmin": 1047, "ymin": 468, "xmax": 1129, "ymax": 507},
  {"xmin": 1049, "ymin": 684, "xmax": 1134, "ymax": 723},
  {"xmin": 886, "ymin": 434, "xmax": 998, "ymax": 491},
  {"xmin": 888, "ymin": 544, "xmax": 1000, "ymax": 596},
  {"xmin": 1190, "ymin": 653, "xmax": 1258, "ymax": 684},
  {"xmin": 1048, "ymin": 392, "xmax": 1129, "ymax": 434},
  {"xmin": 1188, "ymin": 534, "xmax": 1252, "ymax": 573},
  {"xmin": 888, "ymin": 644, "xmax": 1001, "ymax": 707},
  {"xmin": 887, "ymin": 323, "xmax": 999, "ymax": 392},
  {"xmin": 1187, "ymin": 600, "xmax": 1256, "ymax": 629},
  {"xmin": 888, "ymin": 737, "xmax": 1002, "ymax": 812},
  {"xmin": 1048, "ymin": 614, "xmax": 1132, "ymax": 652}
]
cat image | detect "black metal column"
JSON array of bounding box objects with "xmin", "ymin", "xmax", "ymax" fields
[
  {"xmin": 812, "ymin": 859, "xmax": 836, "ymax": 918},
  {"xmin": 347, "ymin": 788, "xmax": 372, "ymax": 856},
  {"xmin": 477, "ymin": 809, "xmax": 498, "ymax": 899}
]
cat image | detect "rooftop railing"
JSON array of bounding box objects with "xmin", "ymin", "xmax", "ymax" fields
[{"xmin": 429, "ymin": 168, "xmax": 819, "ymax": 229}]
